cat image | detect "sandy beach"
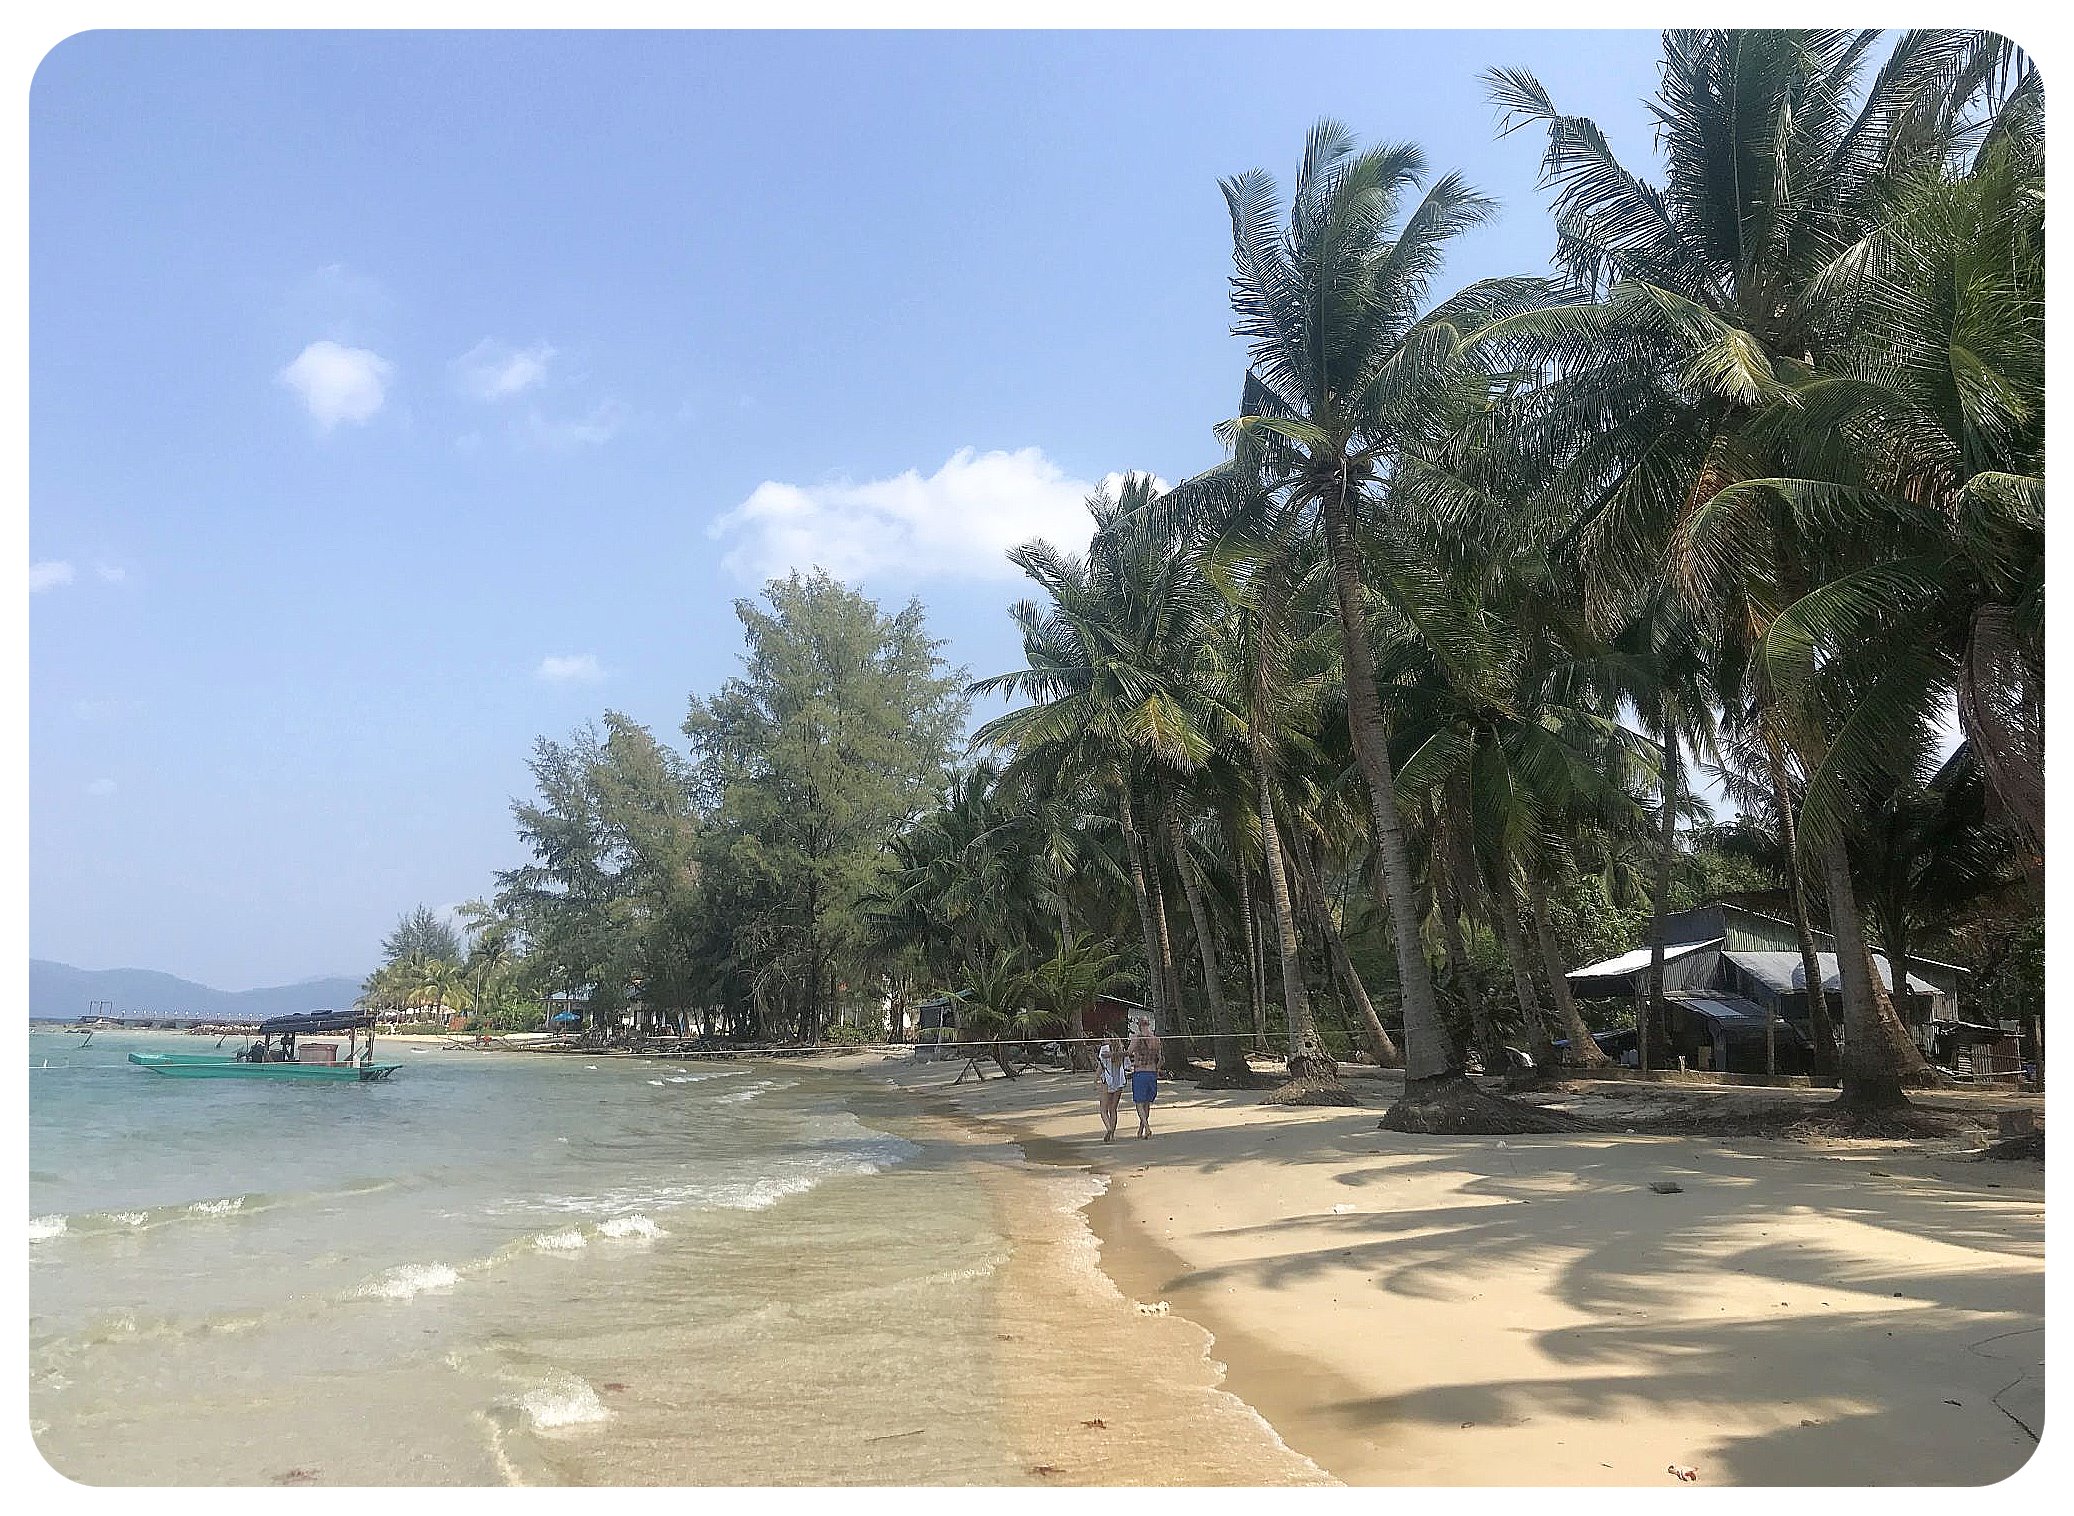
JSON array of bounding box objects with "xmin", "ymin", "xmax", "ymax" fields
[{"xmin": 865, "ymin": 1052, "xmax": 2044, "ymax": 1487}]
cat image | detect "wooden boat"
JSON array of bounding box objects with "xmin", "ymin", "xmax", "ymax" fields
[
  {"xmin": 129, "ymin": 1052, "xmax": 399, "ymax": 1082},
  {"xmin": 129, "ymin": 1009, "xmax": 399, "ymax": 1082}
]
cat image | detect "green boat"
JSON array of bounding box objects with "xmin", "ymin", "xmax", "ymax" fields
[{"xmin": 129, "ymin": 1009, "xmax": 399, "ymax": 1083}]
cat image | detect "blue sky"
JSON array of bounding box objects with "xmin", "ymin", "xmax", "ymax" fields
[{"xmin": 31, "ymin": 29, "xmax": 1668, "ymax": 988}]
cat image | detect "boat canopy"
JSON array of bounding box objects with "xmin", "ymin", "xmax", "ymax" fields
[{"xmin": 258, "ymin": 1008, "xmax": 377, "ymax": 1036}]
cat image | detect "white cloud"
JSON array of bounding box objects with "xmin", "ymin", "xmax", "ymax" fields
[
  {"xmin": 709, "ymin": 447, "xmax": 1164, "ymax": 584},
  {"xmin": 85, "ymin": 778, "xmax": 118, "ymax": 797},
  {"xmin": 30, "ymin": 560, "xmax": 75, "ymax": 592},
  {"xmin": 94, "ymin": 562, "xmax": 127, "ymax": 584},
  {"xmin": 454, "ymin": 339, "xmax": 555, "ymax": 401},
  {"xmin": 536, "ymin": 654, "xmax": 605, "ymax": 684},
  {"xmin": 278, "ymin": 340, "xmax": 393, "ymax": 430}
]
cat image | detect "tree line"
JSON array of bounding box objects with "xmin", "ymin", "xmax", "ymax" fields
[{"xmin": 366, "ymin": 31, "xmax": 2041, "ymax": 1134}]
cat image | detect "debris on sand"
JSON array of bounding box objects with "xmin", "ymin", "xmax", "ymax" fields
[
  {"xmin": 1649, "ymin": 1180, "xmax": 1685, "ymax": 1194},
  {"xmin": 1979, "ymin": 1132, "xmax": 2044, "ymax": 1163},
  {"xmin": 1668, "ymin": 1464, "xmax": 1698, "ymax": 1482}
]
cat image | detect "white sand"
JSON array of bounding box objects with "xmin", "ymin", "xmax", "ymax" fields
[{"xmin": 873, "ymin": 1055, "xmax": 2044, "ymax": 1487}]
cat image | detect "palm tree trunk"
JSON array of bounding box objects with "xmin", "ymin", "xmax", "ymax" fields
[
  {"xmin": 1433, "ymin": 786, "xmax": 1507, "ymax": 1073},
  {"xmin": 1644, "ymin": 717, "xmax": 1681, "ymax": 1074},
  {"xmin": 1527, "ymin": 867, "xmax": 1609, "ymax": 1067},
  {"xmin": 1816, "ymin": 832, "xmax": 1915, "ymax": 1111},
  {"xmin": 1145, "ymin": 825, "xmax": 1194, "ymax": 1075},
  {"xmin": 1252, "ymin": 735, "xmax": 1346, "ymax": 1098},
  {"xmin": 1491, "ymin": 876, "xmax": 1556, "ymax": 1068},
  {"xmin": 1319, "ymin": 488, "xmax": 1455, "ymax": 1084},
  {"xmin": 1786, "ymin": 720, "xmax": 1934, "ymax": 1099},
  {"xmin": 1295, "ymin": 832, "xmax": 1401, "ymax": 1067},
  {"xmin": 1251, "ymin": 884, "xmax": 1273, "ymax": 1052},
  {"xmin": 1169, "ymin": 810, "xmax": 1248, "ymax": 1080},
  {"xmin": 1118, "ymin": 784, "xmax": 1169, "ymax": 1036},
  {"xmin": 1230, "ymin": 837, "xmax": 1271, "ymax": 1054},
  {"xmin": 1760, "ymin": 717, "xmax": 1839, "ymax": 1069}
]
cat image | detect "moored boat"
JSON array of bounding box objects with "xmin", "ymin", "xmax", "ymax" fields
[{"xmin": 129, "ymin": 1009, "xmax": 399, "ymax": 1082}]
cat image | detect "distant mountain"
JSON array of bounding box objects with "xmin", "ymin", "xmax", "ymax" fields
[{"xmin": 28, "ymin": 960, "xmax": 366, "ymax": 1022}]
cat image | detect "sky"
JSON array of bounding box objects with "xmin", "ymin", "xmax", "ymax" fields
[{"xmin": 30, "ymin": 28, "xmax": 1670, "ymax": 989}]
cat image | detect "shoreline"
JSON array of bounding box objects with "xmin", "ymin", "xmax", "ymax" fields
[
  {"xmin": 856, "ymin": 1051, "xmax": 2044, "ymax": 1487},
  {"xmin": 835, "ymin": 1070, "xmax": 1332, "ymax": 1486}
]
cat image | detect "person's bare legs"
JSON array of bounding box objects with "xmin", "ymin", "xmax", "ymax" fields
[
  {"xmin": 1100, "ymin": 1089, "xmax": 1119, "ymax": 1141},
  {"xmin": 1136, "ymin": 1098, "xmax": 1151, "ymax": 1139}
]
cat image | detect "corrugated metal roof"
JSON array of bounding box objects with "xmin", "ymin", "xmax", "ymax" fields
[
  {"xmin": 1723, "ymin": 950, "xmax": 1941, "ymax": 998},
  {"xmin": 1567, "ymin": 939, "xmax": 1720, "ymax": 980},
  {"xmin": 1671, "ymin": 993, "xmax": 1814, "ymax": 1044},
  {"xmin": 1710, "ymin": 904, "xmax": 1970, "ymax": 975}
]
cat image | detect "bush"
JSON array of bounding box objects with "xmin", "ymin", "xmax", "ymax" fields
[{"xmin": 821, "ymin": 1021, "xmax": 883, "ymax": 1048}]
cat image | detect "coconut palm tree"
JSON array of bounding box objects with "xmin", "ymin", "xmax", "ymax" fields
[
  {"xmin": 1477, "ymin": 30, "xmax": 2018, "ymax": 1112},
  {"xmin": 1212, "ymin": 120, "xmax": 1589, "ymax": 1131},
  {"xmin": 974, "ymin": 475, "xmax": 1232, "ymax": 1075},
  {"xmin": 1159, "ymin": 449, "xmax": 1368, "ymax": 1101}
]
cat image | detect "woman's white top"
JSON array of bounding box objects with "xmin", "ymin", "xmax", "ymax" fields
[{"xmin": 1096, "ymin": 1046, "xmax": 1132, "ymax": 1091}]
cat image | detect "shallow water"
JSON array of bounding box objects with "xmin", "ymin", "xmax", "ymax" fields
[{"xmin": 28, "ymin": 1030, "xmax": 1320, "ymax": 1486}]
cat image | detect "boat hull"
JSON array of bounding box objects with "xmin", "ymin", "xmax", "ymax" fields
[{"xmin": 128, "ymin": 1053, "xmax": 399, "ymax": 1082}]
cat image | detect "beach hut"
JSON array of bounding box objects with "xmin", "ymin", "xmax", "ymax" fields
[
  {"xmin": 913, "ymin": 996, "xmax": 958, "ymax": 1059},
  {"xmin": 1084, "ymin": 993, "xmax": 1147, "ymax": 1041},
  {"xmin": 543, "ymin": 986, "xmax": 594, "ymax": 1027},
  {"xmin": 1565, "ymin": 901, "xmax": 1973, "ymax": 1070}
]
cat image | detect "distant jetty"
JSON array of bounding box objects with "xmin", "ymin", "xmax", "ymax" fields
[{"xmin": 51, "ymin": 1015, "xmax": 261, "ymax": 1035}]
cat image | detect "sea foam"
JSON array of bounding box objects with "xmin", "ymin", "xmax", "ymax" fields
[
  {"xmin": 354, "ymin": 1262, "xmax": 461, "ymax": 1300},
  {"xmin": 29, "ymin": 1215, "xmax": 67, "ymax": 1243},
  {"xmin": 517, "ymin": 1377, "xmax": 611, "ymax": 1432},
  {"xmin": 596, "ymin": 1215, "xmax": 666, "ymax": 1241},
  {"xmin": 530, "ymin": 1229, "xmax": 588, "ymax": 1253}
]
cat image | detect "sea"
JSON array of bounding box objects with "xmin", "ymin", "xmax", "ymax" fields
[{"xmin": 27, "ymin": 1027, "xmax": 1324, "ymax": 1487}]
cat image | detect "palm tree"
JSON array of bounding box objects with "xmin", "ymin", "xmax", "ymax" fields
[
  {"xmin": 974, "ymin": 476, "xmax": 1228, "ymax": 1075},
  {"xmin": 1479, "ymin": 30, "xmax": 2016, "ymax": 1112},
  {"xmin": 943, "ymin": 949, "xmax": 1035, "ymax": 1079},
  {"xmin": 1215, "ymin": 120, "xmax": 1579, "ymax": 1131},
  {"xmin": 1852, "ymin": 744, "xmax": 2017, "ymax": 1006},
  {"xmin": 1025, "ymin": 933, "xmax": 1126, "ymax": 1057},
  {"xmin": 1162, "ymin": 453, "xmax": 1366, "ymax": 1101}
]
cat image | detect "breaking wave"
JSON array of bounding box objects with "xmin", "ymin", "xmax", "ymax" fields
[
  {"xmin": 351, "ymin": 1262, "xmax": 461, "ymax": 1301},
  {"xmin": 526, "ymin": 1134, "xmax": 917, "ymax": 1220},
  {"xmin": 515, "ymin": 1375, "xmax": 611, "ymax": 1432}
]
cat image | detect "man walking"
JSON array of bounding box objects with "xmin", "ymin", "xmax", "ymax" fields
[{"xmin": 1127, "ymin": 1016, "xmax": 1161, "ymax": 1139}]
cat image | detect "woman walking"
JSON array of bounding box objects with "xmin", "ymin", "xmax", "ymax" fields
[{"xmin": 1094, "ymin": 1035, "xmax": 1130, "ymax": 1142}]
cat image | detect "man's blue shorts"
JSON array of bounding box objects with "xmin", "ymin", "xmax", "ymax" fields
[{"xmin": 1131, "ymin": 1070, "xmax": 1158, "ymax": 1104}]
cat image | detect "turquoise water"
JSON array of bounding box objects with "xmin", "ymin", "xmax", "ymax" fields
[
  {"xmin": 26, "ymin": 1029, "xmax": 1020, "ymax": 1485},
  {"xmin": 29, "ymin": 1028, "xmax": 1325, "ymax": 1487}
]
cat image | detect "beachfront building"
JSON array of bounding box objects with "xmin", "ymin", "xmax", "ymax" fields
[
  {"xmin": 543, "ymin": 986, "xmax": 594, "ymax": 1031},
  {"xmin": 1565, "ymin": 902, "xmax": 1980, "ymax": 1075},
  {"xmin": 911, "ymin": 996, "xmax": 959, "ymax": 1060},
  {"xmin": 1084, "ymin": 993, "xmax": 1148, "ymax": 1041}
]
